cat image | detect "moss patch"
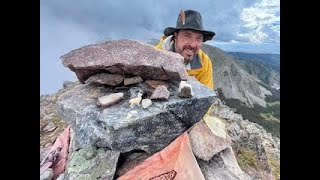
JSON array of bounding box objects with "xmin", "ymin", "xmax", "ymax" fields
[
  {"xmin": 51, "ymin": 114, "xmax": 68, "ymax": 129},
  {"xmin": 68, "ymin": 147, "xmax": 98, "ymax": 173},
  {"xmin": 236, "ymin": 147, "xmax": 263, "ymax": 172},
  {"xmin": 260, "ymin": 113, "xmax": 280, "ymax": 122},
  {"xmin": 236, "ymin": 147, "xmax": 280, "ymax": 179},
  {"xmin": 267, "ymin": 101, "xmax": 280, "ymax": 106},
  {"xmin": 267, "ymin": 153, "xmax": 280, "ymax": 180},
  {"xmin": 40, "ymin": 114, "xmax": 68, "ymax": 148}
]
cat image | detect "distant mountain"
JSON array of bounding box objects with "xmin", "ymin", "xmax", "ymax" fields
[
  {"xmin": 227, "ymin": 52, "xmax": 280, "ymax": 66},
  {"xmin": 233, "ymin": 57, "xmax": 280, "ymax": 90},
  {"xmin": 201, "ymin": 44, "xmax": 280, "ymax": 138},
  {"xmin": 202, "ymin": 44, "xmax": 276, "ymax": 107}
]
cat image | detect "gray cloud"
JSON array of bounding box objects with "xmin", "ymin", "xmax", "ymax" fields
[
  {"xmin": 40, "ymin": 0, "xmax": 279, "ymax": 95},
  {"xmin": 41, "ymin": 0, "xmax": 272, "ymax": 42}
]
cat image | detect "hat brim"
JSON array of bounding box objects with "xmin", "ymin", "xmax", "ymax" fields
[{"xmin": 164, "ymin": 27, "xmax": 215, "ymax": 42}]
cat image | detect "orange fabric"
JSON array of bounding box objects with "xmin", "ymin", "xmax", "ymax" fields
[
  {"xmin": 40, "ymin": 126, "xmax": 71, "ymax": 179},
  {"xmin": 187, "ymin": 50, "xmax": 214, "ymax": 90},
  {"xmin": 118, "ymin": 132, "xmax": 205, "ymax": 180}
]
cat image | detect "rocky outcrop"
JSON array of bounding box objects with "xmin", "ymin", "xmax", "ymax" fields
[
  {"xmin": 40, "ymin": 39, "xmax": 279, "ymax": 180},
  {"xmin": 197, "ymin": 147, "xmax": 251, "ymax": 180},
  {"xmin": 40, "ymin": 81, "xmax": 79, "ymax": 152},
  {"xmin": 61, "ymin": 39, "xmax": 189, "ymax": 83},
  {"xmin": 211, "ymin": 98, "xmax": 280, "ymax": 180},
  {"xmin": 41, "ymin": 85, "xmax": 279, "ymax": 180},
  {"xmin": 56, "ymin": 76, "xmax": 215, "ymax": 153},
  {"xmin": 57, "ymin": 39, "xmax": 216, "ymax": 154}
]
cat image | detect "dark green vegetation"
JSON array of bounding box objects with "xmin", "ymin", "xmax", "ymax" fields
[{"xmin": 218, "ymin": 88, "xmax": 280, "ymax": 138}]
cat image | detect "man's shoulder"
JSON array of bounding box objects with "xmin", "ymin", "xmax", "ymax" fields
[
  {"xmin": 156, "ymin": 35, "xmax": 174, "ymax": 51},
  {"xmin": 155, "ymin": 35, "xmax": 167, "ymax": 49},
  {"xmin": 198, "ymin": 49, "xmax": 211, "ymax": 60}
]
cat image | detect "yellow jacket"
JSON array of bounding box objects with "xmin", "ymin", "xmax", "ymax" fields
[{"xmin": 155, "ymin": 35, "xmax": 214, "ymax": 90}]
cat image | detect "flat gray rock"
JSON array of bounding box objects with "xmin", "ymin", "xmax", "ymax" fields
[
  {"xmin": 97, "ymin": 92, "xmax": 124, "ymax": 108},
  {"xmin": 61, "ymin": 39, "xmax": 189, "ymax": 83},
  {"xmin": 56, "ymin": 77, "xmax": 216, "ymax": 153},
  {"xmin": 64, "ymin": 147, "xmax": 120, "ymax": 180},
  {"xmin": 40, "ymin": 168, "xmax": 53, "ymax": 180}
]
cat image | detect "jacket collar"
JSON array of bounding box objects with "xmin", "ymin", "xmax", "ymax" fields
[{"xmin": 162, "ymin": 35, "xmax": 175, "ymax": 51}]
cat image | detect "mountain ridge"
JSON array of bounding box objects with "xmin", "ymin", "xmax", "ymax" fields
[
  {"xmin": 202, "ymin": 44, "xmax": 277, "ymax": 108},
  {"xmin": 227, "ymin": 51, "xmax": 280, "ymax": 66}
]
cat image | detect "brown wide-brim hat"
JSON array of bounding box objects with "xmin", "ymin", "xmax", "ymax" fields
[{"xmin": 164, "ymin": 9, "xmax": 215, "ymax": 42}]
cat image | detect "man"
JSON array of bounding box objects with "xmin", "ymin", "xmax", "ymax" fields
[{"xmin": 155, "ymin": 9, "xmax": 215, "ymax": 90}]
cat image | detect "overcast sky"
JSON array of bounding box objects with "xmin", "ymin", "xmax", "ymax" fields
[{"xmin": 40, "ymin": 0, "xmax": 280, "ymax": 95}]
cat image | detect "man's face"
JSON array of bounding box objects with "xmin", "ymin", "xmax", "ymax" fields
[{"xmin": 174, "ymin": 29, "xmax": 204, "ymax": 64}]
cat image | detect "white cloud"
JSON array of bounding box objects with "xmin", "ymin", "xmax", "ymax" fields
[
  {"xmin": 238, "ymin": 0, "xmax": 280, "ymax": 43},
  {"xmin": 40, "ymin": 7, "xmax": 100, "ymax": 95}
]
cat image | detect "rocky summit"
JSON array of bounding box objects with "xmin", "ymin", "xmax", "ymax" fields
[
  {"xmin": 40, "ymin": 39, "xmax": 279, "ymax": 180},
  {"xmin": 57, "ymin": 39, "xmax": 216, "ymax": 154}
]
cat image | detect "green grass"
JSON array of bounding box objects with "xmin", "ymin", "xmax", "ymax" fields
[
  {"xmin": 260, "ymin": 113, "xmax": 280, "ymax": 122},
  {"xmin": 236, "ymin": 148, "xmax": 280, "ymax": 180},
  {"xmin": 267, "ymin": 153, "xmax": 280, "ymax": 180},
  {"xmin": 236, "ymin": 147, "xmax": 261, "ymax": 171},
  {"xmin": 267, "ymin": 101, "xmax": 280, "ymax": 106}
]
